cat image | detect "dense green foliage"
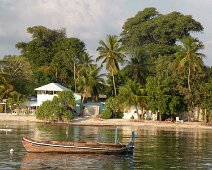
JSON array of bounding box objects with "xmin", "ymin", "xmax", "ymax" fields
[
  {"xmin": 36, "ymin": 91, "xmax": 75, "ymax": 121},
  {"xmin": 16, "ymin": 26, "xmax": 86, "ymax": 87},
  {"xmin": 101, "ymin": 108, "xmax": 113, "ymax": 119},
  {"xmin": 96, "ymin": 35, "xmax": 126, "ymax": 96},
  {"xmin": 76, "ymin": 64, "xmax": 105, "ymax": 114},
  {"xmin": 0, "ymin": 8, "xmax": 211, "ymax": 122},
  {"xmin": 121, "ymin": 8, "xmax": 203, "ymax": 55}
]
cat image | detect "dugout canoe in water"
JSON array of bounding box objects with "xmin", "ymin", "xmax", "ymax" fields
[{"xmin": 22, "ymin": 134, "xmax": 134, "ymax": 154}]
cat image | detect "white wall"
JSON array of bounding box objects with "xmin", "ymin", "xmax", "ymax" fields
[
  {"xmin": 123, "ymin": 106, "xmax": 141, "ymax": 119},
  {"xmin": 37, "ymin": 94, "xmax": 57, "ymax": 105}
]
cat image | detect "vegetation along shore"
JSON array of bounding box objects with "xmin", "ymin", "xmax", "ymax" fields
[{"xmin": 0, "ymin": 8, "xmax": 211, "ymax": 124}]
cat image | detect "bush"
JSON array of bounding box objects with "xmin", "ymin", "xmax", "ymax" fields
[
  {"xmin": 101, "ymin": 108, "xmax": 112, "ymax": 119},
  {"xmin": 0, "ymin": 105, "xmax": 4, "ymax": 113},
  {"xmin": 62, "ymin": 110, "xmax": 74, "ymax": 121},
  {"xmin": 36, "ymin": 100, "xmax": 60, "ymax": 121},
  {"xmin": 114, "ymin": 111, "xmax": 124, "ymax": 118},
  {"xmin": 36, "ymin": 91, "xmax": 76, "ymax": 122}
]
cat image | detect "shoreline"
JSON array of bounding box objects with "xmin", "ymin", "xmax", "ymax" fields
[{"xmin": 0, "ymin": 114, "xmax": 211, "ymax": 130}]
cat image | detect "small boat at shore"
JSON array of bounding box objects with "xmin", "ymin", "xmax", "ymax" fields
[
  {"xmin": 0, "ymin": 128, "xmax": 14, "ymax": 132},
  {"xmin": 22, "ymin": 132, "xmax": 134, "ymax": 154}
]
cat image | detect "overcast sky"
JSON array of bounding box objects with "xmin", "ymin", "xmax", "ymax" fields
[{"xmin": 0, "ymin": 0, "xmax": 212, "ymax": 66}]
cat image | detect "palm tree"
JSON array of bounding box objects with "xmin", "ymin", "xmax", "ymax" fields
[
  {"xmin": 7, "ymin": 91, "xmax": 27, "ymax": 114},
  {"xmin": 118, "ymin": 80, "xmax": 147, "ymax": 119},
  {"xmin": 0, "ymin": 72, "xmax": 14, "ymax": 101},
  {"xmin": 76, "ymin": 64, "xmax": 105, "ymax": 115},
  {"xmin": 78, "ymin": 52, "xmax": 94, "ymax": 68},
  {"xmin": 96, "ymin": 35, "xmax": 126, "ymax": 96},
  {"xmin": 123, "ymin": 49, "xmax": 151, "ymax": 85},
  {"xmin": 173, "ymin": 37, "xmax": 205, "ymax": 93}
]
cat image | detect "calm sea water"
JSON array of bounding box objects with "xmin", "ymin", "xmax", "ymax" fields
[{"xmin": 0, "ymin": 121, "xmax": 211, "ymax": 169}]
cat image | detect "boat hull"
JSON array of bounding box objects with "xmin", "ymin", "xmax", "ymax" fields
[{"xmin": 22, "ymin": 136, "xmax": 134, "ymax": 154}]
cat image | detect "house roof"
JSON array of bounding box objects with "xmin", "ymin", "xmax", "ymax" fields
[{"xmin": 34, "ymin": 83, "xmax": 70, "ymax": 91}]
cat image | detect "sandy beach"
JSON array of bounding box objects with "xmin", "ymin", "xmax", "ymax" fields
[
  {"xmin": 0, "ymin": 113, "xmax": 211, "ymax": 130},
  {"xmin": 71, "ymin": 117, "xmax": 212, "ymax": 130}
]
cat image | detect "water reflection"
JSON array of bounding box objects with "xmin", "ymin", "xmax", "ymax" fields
[
  {"xmin": 0, "ymin": 121, "xmax": 212, "ymax": 169},
  {"xmin": 133, "ymin": 128, "xmax": 212, "ymax": 169},
  {"xmin": 32, "ymin": 124, "xmax": 133, "ymax": 145},
  {"xmin": 21, "ymin": 153, "xmax": 134, "ymax": 170}
]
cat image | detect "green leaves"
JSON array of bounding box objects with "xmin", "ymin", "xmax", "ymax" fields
[
  {"xmin": 146, "ymin": 74, "xmax": 183, "ymax": 116},
  {"xmin": 76, "ymin": 65, "xmax": 104, "ymax": 101},
  {"xmin": 97, "ymin": 35, "xmax": 126, "ymax": 96},
  {"xmin": 36, "ymin": 91, "xmax": 75, "ymax": 122},
  {"xmin": 173, "ymin": 37, "xmax": 205, "ymax": 93},
  {"xmin": 105, "ymin": 80, "xmax": 147, "ymax": 119},
  {"xmin": 121, "ymin": 8, "xmax": 203, "ymax": 56},
  {"xmin": 15, "ymin": 26, "xmax": 86, "ymax": 86}
]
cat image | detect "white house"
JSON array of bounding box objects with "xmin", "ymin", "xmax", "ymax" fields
[
  {"xmin": 24, "ymin": 82, "xmax": 105, "ymax": 116},
  {"xmin": 24, "ymin": 83, "xmax": 81, "ymax": 111},
  {"xmin": 35, "ymin": 83, "xmax": 73, "ymax": 105}
]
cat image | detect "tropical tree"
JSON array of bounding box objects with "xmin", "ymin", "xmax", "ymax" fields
[
  {"xmin": 117, "ymin": 80, "xmax": 147, "ymax": 119},
  {"xmin": 0, "ymin": 60, "xmax": 14, "ymax": 101},
  {"xmin": 121, "ymin": 8, "xmax": 203, "ymax": 57},
  {"xmin": 0, "ymin": 73, "xmax": 14, "ymax": 101},
  {"xmin": 77, "ymin": 52, "xmax": 94, "ymax": 68},
  {"xmin": 96, "ymin": 35, "xmax": 126, "ymax": 96},
  {"xmin": 15, "ymin": 26, "xmax": 86, "ymax": 86},
  {"xmin": 122, "ymin": 49, "xmax": 151, "ymax": 85},
  {"xmin": 1, "ymin": 55, "xmax": 34, "ymax": 95},
  {"xmin": 6, "ymin": 91, "xmax": 27, "ymax": 114},
  {"xmin": 57, "ymin": 91, "xmax": 76, "ymax": 110},
  {"xmin": 146, "ymin": 56, "xmax": 185, "ymax": 120},
  {"xmin": 36, "ymin": 91, "xmax": 75, "ymax": 121},
  {"xmin": 75, "ymin": 52, "xmax": 94, "ymax": 92},
  {"xmin": 173, "ymin": 37, "xmax": 205, "ymax": 93},
  {"xmin": 196, "ymin": 67, "xmax": 212, "ymax": 123},
  {"xmin": 76, "ymin": 65, "xmax": 105, "ymax": 114},
  {"xmin": 16, "ymin": 26, "xmax": 66, "ymax": 68}
]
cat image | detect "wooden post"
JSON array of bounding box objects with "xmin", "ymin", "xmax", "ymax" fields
[
  {"xmin": 115, "ymin": 127, "xmax": 118, "ymax": 144},
  {"xmin": 131, "ymin": 131, "xmax": 135, "ymax": 143}
]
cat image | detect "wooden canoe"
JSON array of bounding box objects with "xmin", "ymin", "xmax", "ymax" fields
[{"xmin": 22, "ymin": 136, "xmax": 134, "ymax": 154}]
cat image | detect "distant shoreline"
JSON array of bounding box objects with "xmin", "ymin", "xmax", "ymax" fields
[{"xmin": 0, "ymin": 114, "xmax": 211, "ymax": 130}]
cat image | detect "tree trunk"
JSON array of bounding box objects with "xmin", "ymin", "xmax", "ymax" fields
[
  {"xmin": 112, "ymin": 73, "xmax": 117, "ymax": 96},
  {"xmin": 74, "ymin": 63, "xmax": 76, "ymax": 93},
  {"xmin": 55, "ymin": 68, "xmax": 58, "ymax": 82},
  {"xmin": 197, "ymin": 106, "xmax": 199, "ymax": 121},
  {"xmin": 80, "ymin": 96, "xmax": 85, "ymax": 116},
  {"xmin": 187, "ymin": 110, "xmax": 192, "ymax": 122},
  {"xmin": 188, "ymin": 62, "xmax": 191, "ymax": 93},
  {"xmin": 159, "ymin": 112, "xmax": 162, "ymax": 121},
  {"xmin": 204, "ymin": 109, "xmax": 207, "ymax": 124},
  {"xmin": 135, "ymin": 105, "xmax": 140, "ymax": 120},
  {"xmin": 141, "ymin": 108, "xmax": 144, "ymax": 120}
]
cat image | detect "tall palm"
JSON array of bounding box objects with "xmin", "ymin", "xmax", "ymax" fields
[
  {"xmin": 78, "ymin": 52, "xmax": 94, "ymax": 69},
  {"xmin": 118, "ymin": 80, "xmax": 147, "ymax": 119},
  {"xmin": 96, "ymin": 35, "xmax": 126, "ymax": 96},
  {"xmin": 173, "ymin": 37, "xmax": 205, "ymax": 93},
  {"xmin": 123, "ymin": 49, "xmax": 151, "ymax": 85},
  {"xmin": 76, "ymin": 65, "xmax": 105, "ymax": 114}
]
